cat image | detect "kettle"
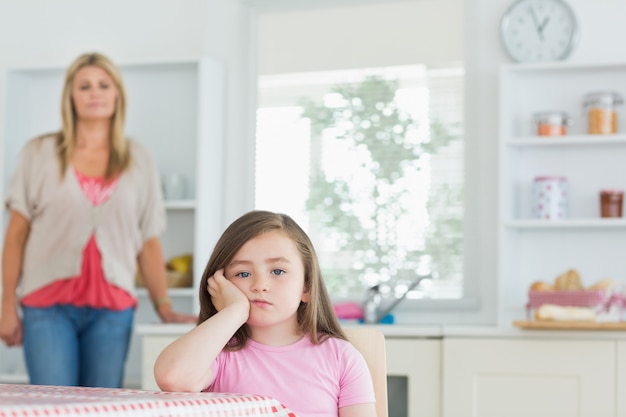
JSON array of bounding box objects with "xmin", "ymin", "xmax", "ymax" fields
[
  {"xmin": 363, "ymin": 285, "xmax": 383, "ymax": 324},
  {"xmin": 362, "ymin": 274, "xmax": 432, "ymax": 324}
]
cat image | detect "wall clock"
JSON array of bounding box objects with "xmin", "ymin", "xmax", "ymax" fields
[{"xmin": 500, "ymin": 0, "xmax": 579, "ymax": 63}]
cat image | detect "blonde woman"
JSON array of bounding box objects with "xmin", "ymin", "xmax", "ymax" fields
[{"xmin": 0, "ymin": 52, "xmax": 195, "ymax": 388}]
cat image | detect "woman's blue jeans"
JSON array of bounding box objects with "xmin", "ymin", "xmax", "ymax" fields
[{"xmin": 22, "ymin": 305, "xmax": 134, "ymax": 388}]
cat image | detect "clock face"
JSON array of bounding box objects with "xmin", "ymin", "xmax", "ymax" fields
[{"xmin": 500, "ymin": 0, "xmax": 578, "ymax": 62}]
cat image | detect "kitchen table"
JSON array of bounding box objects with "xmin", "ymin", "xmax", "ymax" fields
[{"xmin": 0, "ymin": 383, "xmax": 297, "ymax": 417}]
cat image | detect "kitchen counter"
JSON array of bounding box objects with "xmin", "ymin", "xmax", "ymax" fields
[{"xmin": 135, "ymin": 322, "xmax": 626, "ymax": 340}]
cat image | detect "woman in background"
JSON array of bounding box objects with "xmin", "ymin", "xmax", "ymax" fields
[{"xmin": 0, "ymin": 52, "xmax": 195, "ymax": 388}]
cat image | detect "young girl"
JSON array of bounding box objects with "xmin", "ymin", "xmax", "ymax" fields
[{"xmin": 154, "ymin": 210, "xmax": 377, "ymax": 417}]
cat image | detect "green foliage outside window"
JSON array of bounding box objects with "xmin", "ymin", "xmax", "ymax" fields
[{"xmin": 299, "ymin": 76, "xmax": 463, "ymax": 297}]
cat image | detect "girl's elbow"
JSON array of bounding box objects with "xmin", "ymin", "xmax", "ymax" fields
[
  {"xmin": 155, "ymin": 372, "xmax": 194, "ymax": 392},
  {"xmin": 154, "ymin": 366, "xmax": 209, "ymax": 393}
]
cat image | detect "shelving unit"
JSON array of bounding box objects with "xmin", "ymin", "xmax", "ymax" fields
[
  {"xmin": 498, "ymin": 61, "xmax": 626, "ymax": 325},
  {"xmin": 0, "ymin": 57, "xmax": 224, "ymax": 386}
]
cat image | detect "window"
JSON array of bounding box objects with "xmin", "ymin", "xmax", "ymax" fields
[{"xmin": 255, "ymin": 64, "xmax": 464, "ymax": 301}]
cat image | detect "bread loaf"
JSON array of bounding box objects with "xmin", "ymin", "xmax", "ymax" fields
[
  {"xmin": 587, "ymin": 278, "xmax": 614, "ymax": 291},
  {"xmin": 529, "ymin": 281, "xmax": 554, "ymax": 292},
  {"xmin": 554, "ymin": 269, "xmax": 584, "ymax": 291},
  {"xmin": 535, "ymin": 304, "xmax": 596, "ymax": 321}
]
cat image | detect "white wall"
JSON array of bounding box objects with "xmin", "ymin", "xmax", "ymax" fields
[
  {"xmin": 0, "ymin": 0, "xmax": 256, "ymax": 387},
  {"xmin": 258, "ymin": 0, "xmax": 463, "ymax": 74}
]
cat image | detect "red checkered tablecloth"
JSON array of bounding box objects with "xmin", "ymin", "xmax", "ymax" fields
[{"xmin": 0, "ymin": 384, "xmax": 297, "ymax": 417}]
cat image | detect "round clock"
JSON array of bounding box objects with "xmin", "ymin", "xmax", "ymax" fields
[{"xmin": 500, "ymin": 0, "xmax": 579, "ymax": 63}]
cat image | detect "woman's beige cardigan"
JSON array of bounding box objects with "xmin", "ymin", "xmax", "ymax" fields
[{"xmin": 5, "ymin": 136, "xmax": 166, "ymax": 299}]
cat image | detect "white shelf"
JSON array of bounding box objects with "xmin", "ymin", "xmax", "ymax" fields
[
  {"xmin": 0, "ymin": 373, "xmax": 29, "ymax": 384},
  {"xmin": 505, "ymin": 134, "xmax": 626, "ymax": 146},
  {"xmin": 136, "ymin": 287, "xmax": 195, "ymax": 297},
  {"xmin": 498, "ymin": 61, "xmax": 626, "ymax": 326},
  {"xmin": 500, "ymin": 61, "xmax": 626, "ymax": 73},
  {"xmin": 504, "ymin": 219, "xmax": 626, "ymax": 229},
  {"xmin": 164, "ymin": 200, "xmax": 196, "ymax": 210}
]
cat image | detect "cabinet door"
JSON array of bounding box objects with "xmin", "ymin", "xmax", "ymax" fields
[
  {"xmin": 386, "ymin": 338, "xmax": 440, "ymax": 417},
  {"xmin": 141, "ymin": 335, "xmax": 178, "ymax": 391},
  {"xmin": 616, "ymin": 341, "xmax": 626, "ymax": 417},
  {"xmin": 442, "ymin": 338, "xmax": 615, "ymax": 417}
]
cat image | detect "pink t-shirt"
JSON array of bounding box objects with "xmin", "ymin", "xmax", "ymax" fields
[{"xmin": 208, "ymin": 334, "xmax": 375, "ymax": 417}]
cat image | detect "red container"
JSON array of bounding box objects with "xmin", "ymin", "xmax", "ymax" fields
[
  {"xmin": 533, "ymin": 112, "xmax": 572, "ymax": 136},
  {"xmin": 600, "ymin": 189, "xmax": 624, "ymax": 218}
]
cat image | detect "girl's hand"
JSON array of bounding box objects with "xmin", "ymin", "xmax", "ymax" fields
[{"xmin": 207, "ymin": 269, "xmax": 250, "ymax": 317}]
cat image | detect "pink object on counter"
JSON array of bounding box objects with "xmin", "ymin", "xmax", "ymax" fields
[{"xmin": 333, "ymin": 302, "xmax": 364, "ymax": 320}]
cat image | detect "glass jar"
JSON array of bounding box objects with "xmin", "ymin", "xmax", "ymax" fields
[
  {"xmin": 532, "ymin": 111, "xmax": 572, "ymax": 136},
  {"xmin": 600, "ymin": 189, "xmax": 624, "ymax": 218},
  {"xmin": 583, "ymin": 92, "xmax": 624, "ymax": 134}
]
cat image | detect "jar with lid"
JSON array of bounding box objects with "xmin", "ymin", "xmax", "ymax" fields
[
  {"xmin": 583, "ymin": 92, "xmax": 624, "ymax": 134},
  {"xmin": 532, "ymin": 176, "xmax": 568, "ymax": 220},
  {"xmin": 532, "ymin": 111, "xmax": 572, "ymax": 136},
  {"xmin": 600, "ymin": 189, "xmax": 624, "ymax": 218}
]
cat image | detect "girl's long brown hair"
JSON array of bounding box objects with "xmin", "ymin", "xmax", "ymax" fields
[
  {"xmin": 55, "ymin": 52, "xmax": 130, "ymax": 179},
  {"xmin": 198, "ymin": 210, "xmax": 346, "ymax": 350}
]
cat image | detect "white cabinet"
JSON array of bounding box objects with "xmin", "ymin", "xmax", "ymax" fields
[
  {"xmin": 442, "ymin": 338, "xmax": 616, "ymax": 417},
  {"xmin": 0, "ymin": 58, "xmax": 224, "ymax": 386},
  {"xmin": 386, "ymin": 337, "xmax": 440, "ymax": 417},
  {"xmin": 498, "ymin": 62, "xmax": 626, "ymax": 324},
  {"xmin": 616, "ymin": 341, "xmax": 626, "ymax": 417}
]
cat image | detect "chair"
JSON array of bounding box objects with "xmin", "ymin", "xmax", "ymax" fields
[{"xmin": 343, "ymin": 326, "xmax": 388, "ymax": 417}]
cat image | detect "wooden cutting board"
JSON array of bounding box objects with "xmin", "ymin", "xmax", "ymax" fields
[{"xmin": 513, "ymin": 320, "xmax": 626, "ymax": 330}]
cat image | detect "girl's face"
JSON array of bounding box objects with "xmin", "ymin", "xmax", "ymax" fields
[
  {"xmin": 225, "ymin": 230, "xmax": 310, "ymax": 336},
  {"xmin": 71, "ymin": 65, "xmax": 118, "ymax": 122}
]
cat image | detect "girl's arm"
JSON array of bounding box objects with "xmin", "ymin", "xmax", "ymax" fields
[
  {"xmin": 154, "ymin": 269, "xmax": 249, "ymax": 392},
  {"xmin": 0, "ymin": 210, "xmax": 30, "ymax": 347},
  {"xmin": 339, "ymin": 403, "xmax": 377, "ymax": 417}
]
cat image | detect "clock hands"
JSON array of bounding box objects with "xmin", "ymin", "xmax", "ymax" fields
[
  {"xmin": 538, "ymin": 16, "xmax": 550, "ymax": 36},
  {"xmin": 529, "ymin": 7, "xmax": 540, "ymax": 31},
  {"xmin": 528, "ymin": 7, "xmax": 549, "ymax": 41}
]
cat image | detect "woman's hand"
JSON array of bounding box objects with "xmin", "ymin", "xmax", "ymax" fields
[
  {"xmin": 0, "ymin": 306, "xmax": 22, "ymax": 347},
  {"xmin": 207, "ymin": 269, "xmax": 250, "ymax": 318},
  {"xmin": 156, "ymin": 303, "xmax": 197, "ymax": 323},
  {"xmin": 137, "ymin": 237, "xmax": 197, "ymax": 323}
]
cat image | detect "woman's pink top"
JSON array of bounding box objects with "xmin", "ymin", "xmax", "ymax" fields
[{"xmin": 21, "ymin": 169, "xmax": 136, "ymax": 310}]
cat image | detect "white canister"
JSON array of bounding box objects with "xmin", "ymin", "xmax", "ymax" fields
[
  {"xmin": 162, "ymin": 173, "xmax": 188, "ymax": 200},
  {"xmin": 532, "ymin": 176, "xmax": 568, "ymax": 219}
]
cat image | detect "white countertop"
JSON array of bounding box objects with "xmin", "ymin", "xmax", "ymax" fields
[{"xmin": 135, "ymin": 323, "xmax": 626, "ymax": 340}]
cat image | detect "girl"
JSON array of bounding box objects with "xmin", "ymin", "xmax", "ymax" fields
[{"xmin": 154, "ymin": 210, "xmax": 377, "ymax": 417}]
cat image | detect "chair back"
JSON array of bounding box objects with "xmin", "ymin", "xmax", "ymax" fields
[{"xmin": 343, "ymin": 326, "xmax": 388, "ymax": 417}]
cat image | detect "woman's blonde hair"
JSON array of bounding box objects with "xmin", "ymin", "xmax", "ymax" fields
[
  {"xmin": 198, "ymin": 210, "xmax": 346, "ymax": 350},
  {"xmin": 56, "ymin": 52, "xmax": 130, "ymax": 179}
]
